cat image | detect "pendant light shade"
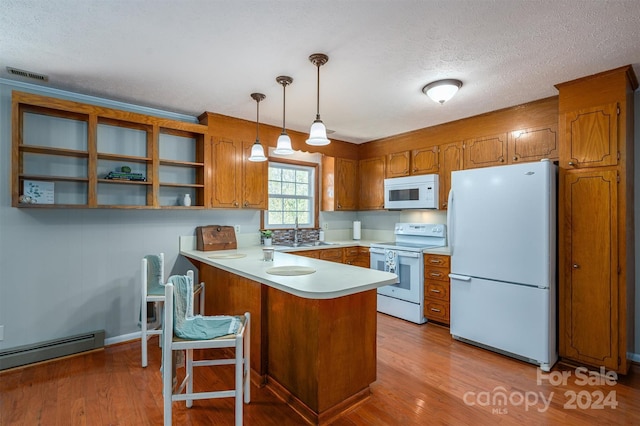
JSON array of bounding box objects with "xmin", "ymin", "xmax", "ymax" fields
[
  {"xmin": 306, "ymin": 53, "xmax": 330, "ymax": 146},
  {"xmin": 274, "ymin": 76, "xmax": 294, "ymax": 155},
  {"xmin": 248, "ymin": 93, "xmax": 267, "ymax": 162},
  {"xmin": 422, "ymin": 79, "xmax": 463, "ymax": 104}
]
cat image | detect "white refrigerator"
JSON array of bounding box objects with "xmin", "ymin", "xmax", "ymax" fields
[{"xmin": 447, "ymin": 160, "xmax": 557, "ymax": 371}]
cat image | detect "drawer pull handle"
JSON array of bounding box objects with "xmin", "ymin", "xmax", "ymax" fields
[
  {"xmin": 429, "ymin": 272, "xmax": 442, "ymax": 277},
  {"xmin": 430, "ymin": 308, "xmax": 441, "ymax": 313},
  {"xmin": 430, "ymin": 289, "xmax": 441, "ymax": 293},
  {"xmin": 428, "ymin": 259, "xmax": 442, "ymax": 264}
]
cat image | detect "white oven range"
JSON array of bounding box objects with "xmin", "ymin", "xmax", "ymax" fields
[{"xmin": 370, "ymin": 223, "xmax": 446, "ymax": 324}]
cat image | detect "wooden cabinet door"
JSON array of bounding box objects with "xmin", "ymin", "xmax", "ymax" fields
[
  {"xmin": 561, "ymin": 102, "xmax": 618, "ymax": 169},
  {"xmin": 438, "ymin": 141, "xmax": 463, "ymax": 210},
  {"xmin": 463, "ymin": 133, "xmax": 507, "ymax": 169},
  {"xmin": 411, "ymin": 146, "xmax": 439, "ymax": 175},
  {"xmin": 335, "ymin": 158, "xmax": 358, "ymax": 210},
  {"xmin": 386, "ymin": 151, "xmax": 410, "ymax": 177},
  {"xmin": 508, "ymin": 124, "xmax": 558, "ymax": 163},
  {"xmin": 211, "ymin": 137, "xmax": 241, "ymax": 208},
  {"xmin": 295, "ymin": 249, "xmax": 320, "ymax": 259},
  {"xmin": 560, "ymin": 169, "xmax": 618, "ymax": 370},
  {"xmin": 358, "ymin": 156, "xmax": 385, "ymax": 210},
  {"xmin": 320, "ymin": 248, "xmax": 344, "ymax": 263},
  {"xmin": 242, "ymin": 140, "xmax": 268, "ymax": 209}
]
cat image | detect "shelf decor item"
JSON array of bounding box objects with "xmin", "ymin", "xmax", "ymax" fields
[
  {"xmin": 182, "ymin": 194, "xmax": 192, "ymax": 207},
  {"xmin": 23, "ymin": 180, "xmax": 54, "ymax": 204}
]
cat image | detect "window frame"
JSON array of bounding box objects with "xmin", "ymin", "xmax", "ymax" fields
[{"xmin": 262, "ymin": 158, "xmax": 319, "ymax": 230}]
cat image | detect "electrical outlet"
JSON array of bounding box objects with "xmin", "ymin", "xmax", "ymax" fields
[
  {"xmin": 234, "ymin": 225, "xmax": 241, "ymax": 233},
  {"xmin": 0, "ymin": 325, "xmax": 4, "ymax": 341},
  {"xmin": 322, "ymin": 222, "xmax": 329, "ymax": 230}
]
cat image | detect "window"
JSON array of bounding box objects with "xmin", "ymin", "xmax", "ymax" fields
[{"xmin": 266, "ymin": 162, "xmax": 315, "ymax": 228}]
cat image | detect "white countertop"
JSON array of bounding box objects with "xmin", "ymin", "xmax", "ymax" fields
[{"xmin": 179, "ymin": 237, "xmax": 398, "ymax": 300}]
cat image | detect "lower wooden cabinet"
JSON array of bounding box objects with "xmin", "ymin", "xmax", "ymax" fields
[
  {"xmin": 424, "ymin": 254, "xmax": 451, "ymax": 325},
  {"xmin": 294, "ymin": 245, "xmax": 370, "ymax": 267},
  {"xmin": 344, "ymin": 246, "xmax": 370, "ymax": 267}
]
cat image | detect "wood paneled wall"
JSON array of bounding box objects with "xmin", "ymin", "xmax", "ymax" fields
[
  {"xmin": 198, "ymin": 112, "xmax": 359, "ymax": 160},
  {"xmin": 358, "ymin": 96, "xmax": 559, "ymax": 159}
]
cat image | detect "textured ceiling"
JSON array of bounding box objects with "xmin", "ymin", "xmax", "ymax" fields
[{"xmin": 2, "ymin": 0, "xmax": 640, "ymax": 144}]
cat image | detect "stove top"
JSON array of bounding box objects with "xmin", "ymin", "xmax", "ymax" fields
[
  {"xmin": 370, "ymin": 241, "xmax": 442, "ymax": 252},
  {"xmin": 370, "ymin": 222, "xmax": 447, "ymax": 252}
]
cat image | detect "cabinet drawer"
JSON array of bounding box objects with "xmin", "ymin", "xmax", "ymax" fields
[
  {"xmin": 320, "ymin": 248, "xmax": 343, "ymax": 262},
  {"xmin": 425, "ymin": 281, "xmax": 450, "ymax": 302},
  {"xmin": 424, "ymin": 300, "xmax": 450, "ymax": 323},
  {"xmin": 343, "ymin": 246, "xmax": 360, "ymax": 257},
  {"xmin": 424, "ymin": 254, "xmax": 450, "ymax": 268},
  {"xmin": 425, "ymin": 267, "xmax": 449, "ymax": 282}
]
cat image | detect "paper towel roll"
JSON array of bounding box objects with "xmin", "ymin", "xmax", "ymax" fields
[{"xmin": 353, "ymin": 221, "xmax": 361, "ymax": 240}]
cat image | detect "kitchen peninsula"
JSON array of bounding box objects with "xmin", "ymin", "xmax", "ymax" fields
[{"xmin": 179, "ymin": 237, "xmax": 397, "ymax": 425}]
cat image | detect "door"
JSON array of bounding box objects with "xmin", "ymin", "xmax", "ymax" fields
[
  {"xmin": 449, "ymin": 161, "xmax": 555, "ymax": 287},
  {"xmin": 450, "ymin": 275, "xmax": 553, "ymax": 364},
  {"xmin": 242, "ymin": 140, "xmax": 267, "ymax": 209},
  {"xmin": 373, "ymin": 249, "xmax": 422, "ymax": 303},
  {"xmin": 211, "ymin": 137, "xmax": 240, "ymax": 208},
  {"xmin": 438, "ymin": 141, "xmax": 463, "ymax": 209},
  {"xmin": 335, "ymin": 158, "xmax": 358, "ymax": 210},
  {"xmin": 411, "ymin": 146, "xmax": 439, "ymax": 175},
  {"xmin": 386, "ymin": 151, "xmax": 410, "ymax": 177},
  {"xmin": 358, "ymin": 156, "xmax": 385, "ymax": 210},
  {"xmin": 560, "ymin": 169, "xmax": 619, "ymax": 370},
  {"xmin": 561, "ymin": 102, "xmax": 618, "ymax": 169},
  {"xmin": 463, "ymin": 133, "xmax": 507, "ymax": 169},
  {"xmin": 508, "ymin": 124, "xmax": 558, "ymax": 163}
]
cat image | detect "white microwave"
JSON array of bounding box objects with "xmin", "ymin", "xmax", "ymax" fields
[{"xmin": 384, "ymin": 174, "xmax": 439, "ymax": 209}]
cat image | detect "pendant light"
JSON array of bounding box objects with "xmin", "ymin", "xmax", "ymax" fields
[
  {"xmin": 422, "ymin": 79, "xmax": 463, "ymax": 104},
  {"xmin": 306, "ymin": 53, "xmax": 330, "ymax": 146},
  {"xmin": 273, "ymin": 76, "xmax": 294, "ymax": 155},
  {"xmin": 248, "ymin": 93, "xmax": 267, "ymax": 162}
]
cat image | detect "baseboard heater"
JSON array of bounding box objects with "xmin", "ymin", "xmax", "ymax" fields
[{"xmin": 0, "ymin": 330, "xmax": 105, "ymax": 371}]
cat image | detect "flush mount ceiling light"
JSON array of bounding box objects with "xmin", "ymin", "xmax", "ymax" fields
[
  {"xmin": 248, "ymin": 93, "xmax": 267, "ymax": 162},
  {"xmin": 306, "ymin": 53, "xmax": 331, "ymax": 146},
  {"xmin": 273, "ymin": 76, "xmax": 294, "ymax": 155},
  {"xmin": 422, "ymin": 79, "xmax": 463, "ymax": 104}
]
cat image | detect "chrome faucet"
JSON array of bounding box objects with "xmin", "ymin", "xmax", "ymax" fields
[{"xmin": 293, "ymin": 216, "xmax": 300, "ymax": 246}]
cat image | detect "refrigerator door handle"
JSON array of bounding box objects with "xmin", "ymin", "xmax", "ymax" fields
[
  {"xmin": 447, "ymin": 189, "xmax": 454, "ymax": 253},
  {"xmin": 449, "ymin": 274, "xmax": 472, "ymax": 281}
]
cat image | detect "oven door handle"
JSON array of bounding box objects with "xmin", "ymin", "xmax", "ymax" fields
[
  {"xmin": 369, "ymin": 247, "xmax": 386, "ymax": 254},
  {"xmin": 396, "ymin": 250, "xmax": 420, "ymax": 258}
]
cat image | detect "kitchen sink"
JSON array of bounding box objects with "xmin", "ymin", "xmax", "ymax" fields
[{"xmin": 274, "ymin": 241, "xmax": 336, "ymax": 249}]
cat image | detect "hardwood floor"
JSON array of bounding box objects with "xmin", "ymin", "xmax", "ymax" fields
[{"xmin": 2, "ymin": 313, "xmax": 640, "ymax": 425}]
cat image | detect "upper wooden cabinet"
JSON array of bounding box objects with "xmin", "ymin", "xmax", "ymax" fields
[
  {"xmin": 411, "ymin": 146, "xmax": 439, "ymax": 175},
  {"xmin": 560, "ymin": 102, "xmax": 618, "ymax": 169},
  {"xmin": 241, "ymin": 140, "xmax": 268, "ymax": 209},
  {"xmin": 508, "ymin": 124, "xmax": 558, "ymax": 163},
  {"xmin": 438, "ymin": 141, "xmax": 463, "ymax": 210},
  {"xmin": 11, "ymin": 91, "xmax": 207, "ymax": 209},
  {"xmin": 463, "ymin": 133, "xmax": 507, "ymax": 169},
  {"xmin": 386, "ymin": 147, "xmax": 439, "ymax": 178},
  {"xmin": 209, "ymin": 137, "xmax": 267, "ymax": 209},
  {"xmin": 322, "ymin": 156, "xmax": 358, "ymax": 211},
  {"xmin": 386, "ymin": 151, "xmax": 410, "ymax": 177},
  {"xmin": 358, "ymin": 156, "xmax": 385, "ymax": 210}
]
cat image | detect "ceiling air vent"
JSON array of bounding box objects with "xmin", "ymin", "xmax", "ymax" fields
[{"xmin": 6, "ymin": 67, "xmax": 49, "ymax": 82}]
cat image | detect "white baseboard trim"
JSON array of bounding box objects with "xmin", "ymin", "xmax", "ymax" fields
[
  {"xmin": 105, "ymin": 332, "xmax": 140, "ymax": 347},
  {"xmin": 627, "ymin": 352, "xmax": 640, "ymax": 363}
]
